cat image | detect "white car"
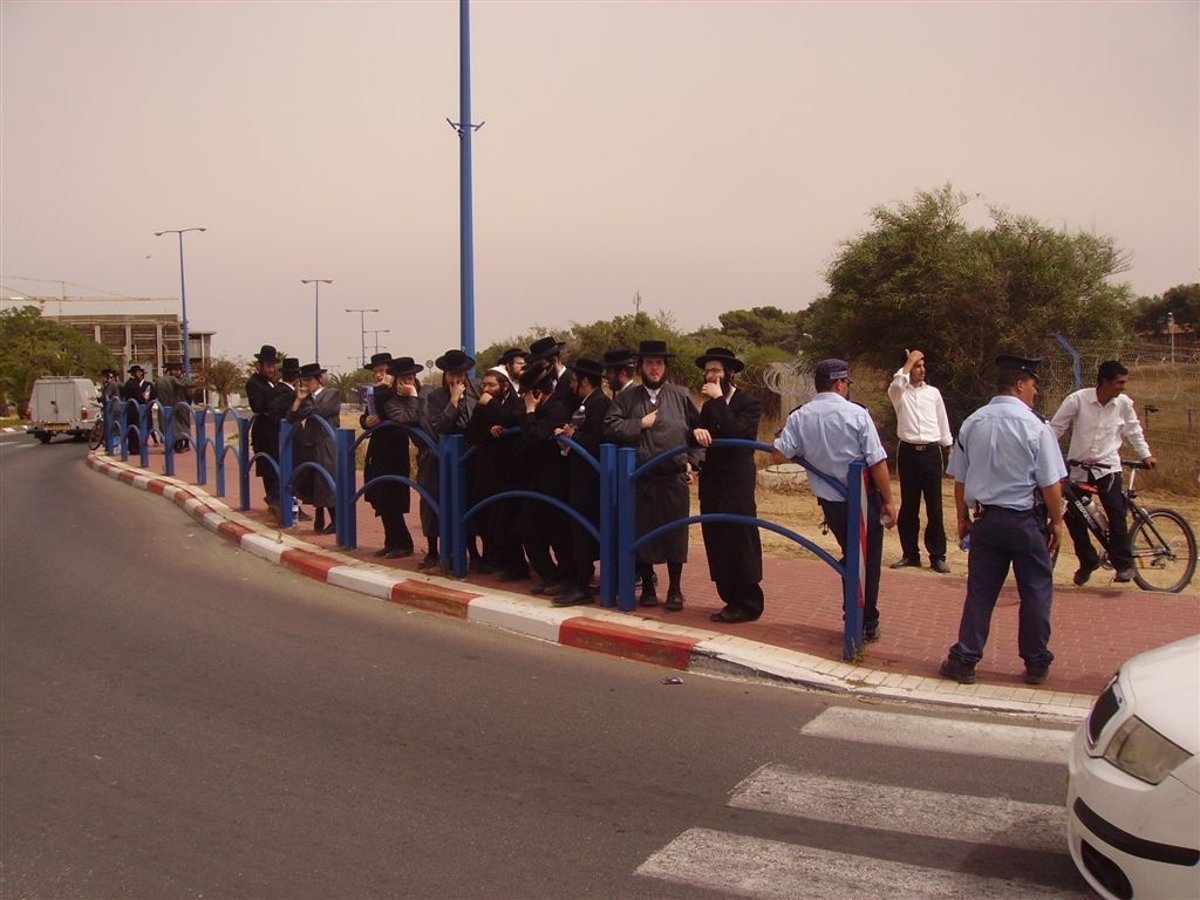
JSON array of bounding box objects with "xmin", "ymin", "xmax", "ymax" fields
[{"xmin": 1067, "ymin": 634, "xmax": 1200, "ymax": 899}]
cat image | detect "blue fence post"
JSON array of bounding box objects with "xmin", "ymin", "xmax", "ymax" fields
[
  {"xmin": 279, "ymin": 421, "xmax": 295, "ymax": 528},
  {"xmin": 236, "ymin": 415, "xmax": 250, "ymax": 510},
  {"xmin": 195, "ymin": 408, "xmax": 208, "ymax": 485},
  {"xmin": 598, "ymin": 443, "xmax": 617, "ymax": 607},
  {"xmin": 843, "ymin": 459, "xmax": 867, "ymax": 661},
  {"xmin": 161, "ymin": 404, "xmax": 176, "ymax": 477},
  {"xmin": 137, "ymin": 403, "xmax": 149, "ymax": 468},
  {"xmin": 335, "ymin": 427, "xmax": 356, "ymax": 549},
  {"xmin": 105, "ymin": 398, "xmax": 117, "ymax": 456},
  {"xmin": 616, "ymin": 447, "xmax": 638, "ymax": 612},
  {"xmin": 443, "ymin": 434, "xmax": 466, "ymax": 577},
  {"xmin": 214, "ymin": 412, "xmax": 227, "ymax": 498}
]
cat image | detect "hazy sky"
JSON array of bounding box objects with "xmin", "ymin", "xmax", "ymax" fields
[{"xmin": 2, "ymin": 1, "xmax": 1197, "ymax": 370}]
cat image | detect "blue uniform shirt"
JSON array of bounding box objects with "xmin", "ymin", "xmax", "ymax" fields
[
  {"xmin": 947, "ymin": 396, "xmax": 1066, "ymax": 509},
  {"xmin": 773, "ymin": 392, "xmax": 887, "ymax": 502}
]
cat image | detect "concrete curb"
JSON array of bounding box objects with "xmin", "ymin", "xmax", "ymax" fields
[{"xmin": 86, "ymin": 452, "xmax": 1094, "ymax": 721}]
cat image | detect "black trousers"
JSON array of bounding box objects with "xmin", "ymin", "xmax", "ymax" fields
[
  {"xmin": 818, "ymin": 493, "xmax": 882, "ymax": 632},
  {"xmin": 1066, "ymin": 472, "xmax": 1131, "ymax": 570},
  {"xmin": 897, "ymin": 442, "xmax": 947, "ymax": 562}
]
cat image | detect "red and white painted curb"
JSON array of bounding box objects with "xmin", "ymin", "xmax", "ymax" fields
[{"xmin": 86, "ymin": 453, "xmax": 1090, "ymax": 720}]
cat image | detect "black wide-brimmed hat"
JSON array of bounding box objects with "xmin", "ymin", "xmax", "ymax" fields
[
  {"xmin": 603, "ymin": 348, "xmax": 636, "ymax": 369},
  {"xmin": 518, "ymin": 361, "xmax": 556, "ymax": 394},
  {"xmin": 435, "ymin": 349, "xmax": 475, "ymax": 373},
  {"xmin": 102, "ymin": 368, "xmax": 118, "ymax": 377},
  {"xmin": 995, "ymin": 354, "xmax": 1043, "ymax": 381},
  {"xmin": 298, "ymin": 362, "xmax": 326, "ymax": 379},
  {"xmin": 528, "ymin": 336, "xmax": 566, "ymax": 361},
  {"xmin": 254, "ymin": 345, "xmax": 281, "ymax": 363},
  {"xmin": 388, "ymin": 356, "xmax": 424, "ymax": 377},
  {"xmin": 695, "ymin": 347, "xmax": 745, "ymax": 373},
  {"xmin": 364, "ymin": 352, "xmax": 394, "ymax": 370},
  {"xmin": 568, "ymin": 358, "xmax": 606, "ymax": 381},
  {"xmin": 128, "ymin": 364, "xmax": 145, "ymax": 374},
  {"xmin": 499, "ymin": 347, "xmax": 528, "ymax": 365},
  {"xmin": 280, "ymin": 357, "xmax": 301, "ymax": 378},
  {"xmin": 634, "ymin": 339, "xmax": 674, "ymax": 359}
]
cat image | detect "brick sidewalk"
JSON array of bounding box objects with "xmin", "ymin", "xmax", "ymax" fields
[{"xmin": 114, "ymin": 445, "xmax": 1200, "ymax": 698}]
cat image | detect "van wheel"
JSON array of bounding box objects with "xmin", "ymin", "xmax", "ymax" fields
[{"xmin": 36, "ymin": 433, "xmax": 51, "ymax": 444}]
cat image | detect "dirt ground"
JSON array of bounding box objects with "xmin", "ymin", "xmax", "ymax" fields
[{"xmin": 693, "ymin": 477, "xmax": 1200, "ymax": 597}]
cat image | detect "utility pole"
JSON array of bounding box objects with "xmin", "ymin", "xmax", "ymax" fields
[
  {"xmin": 448, "ymin": 0, "xmax": 482, "ymax": 366},
  {"xmin": 301, "ymin": 278, "xmax": 333, "ymax": 364},
  {"xmin": 345, "ymin": 307, "xmax": 379, "ymax": 368}
]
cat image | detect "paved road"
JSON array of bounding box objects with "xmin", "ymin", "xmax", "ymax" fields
[{"xmin": 1, "ymin": 436, "xmax": 1091, "ymax": 898}]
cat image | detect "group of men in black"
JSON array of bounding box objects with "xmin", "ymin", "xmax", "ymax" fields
[
  {"xmin": 248, "ymin": 336, "xmax": 766, "ymax": 620},
  {"xmin": 105, "ymin": 361, "xmax": 194, "ymax": 453}
]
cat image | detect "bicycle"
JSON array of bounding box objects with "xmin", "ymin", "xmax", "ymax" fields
[{"xmin": 1060, "ymin": 459, "xmax": 1197, "ymax": 593}]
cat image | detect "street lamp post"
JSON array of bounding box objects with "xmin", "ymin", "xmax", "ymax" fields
[
  {"xmin": 1167, "ymin": 311, "xmax": 1176, "ymax": 364},
  {"xmin": 154, "ymin": 227, "xmax": 206, "ymax": 379},
  {"xmin": 301, "ymin": 278, "xmax": 333, "ymax": 364},
  {"xmin": 345, "ymin": 307, "xmax": 380, "ymax": 368},
  {"xmin": 365, "ymin": 329, "xmax": 391, "ymax": 354}
]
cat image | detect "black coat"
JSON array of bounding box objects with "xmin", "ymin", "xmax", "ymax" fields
[
  {"xmin": 246, "ymin": 372, "xmax": 279, "ymax": 474},
  {"xmin": 465, "ymin": 390, "xmax": 524, "ymax": 503},
  {"xmin": 361, "ymin": 385, "xmax": 422, "ymax": 514},
  {"xmin": 287, "ymin": 386, "xmax": 341, "ymax": 507},
  {"xmin": 697, "ymin": 388, "xmax": 763, "ymax": 584}
]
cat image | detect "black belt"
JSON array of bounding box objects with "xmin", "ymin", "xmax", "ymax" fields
[
  {"xmin": 901, "ymin": 441, "xmax": 936, "ymax": 452},
  {"xmin": 977, "ymin": 504, "xmax": 1034, "ymax": 517}
]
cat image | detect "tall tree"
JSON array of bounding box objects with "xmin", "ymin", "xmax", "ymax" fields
[
  {"xmin": 1129, "ymin": 283, "xmax": 1200, "ymax": 332},
  {"xmin": 0, "ymin": 305, "xmax": 117, "ymax": 415},
  {"xmin": 806, "ymin": 185, "xmax": 1132, "ymax": 416}
]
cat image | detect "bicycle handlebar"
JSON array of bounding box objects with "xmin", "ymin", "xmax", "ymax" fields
[{"xmin": 1067, "ymin": 458, "xmax": 1148, "ymax": 472}]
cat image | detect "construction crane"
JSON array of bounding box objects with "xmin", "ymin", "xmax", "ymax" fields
[{"xmin": 1, "ymin": 278, "xmax": 173, "ymax": 316}]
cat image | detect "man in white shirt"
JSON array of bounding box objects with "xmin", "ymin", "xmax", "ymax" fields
[
  {"xmin": 1049, "ymin": 360, "xmax": 1156, "ymax": 585},
  {"xmin": 888, "ymin": 349, "xmax": 954, "ymax": 573}
]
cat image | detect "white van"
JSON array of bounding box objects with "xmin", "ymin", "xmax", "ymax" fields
[{"xmin": 25, "ymin": 377, "xmax": 103, "ymax": 443}]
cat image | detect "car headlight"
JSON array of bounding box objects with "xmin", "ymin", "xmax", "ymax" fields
[{"xmin": 1102, "ymin": 715, "xmax": 1192, "ymax": 784}]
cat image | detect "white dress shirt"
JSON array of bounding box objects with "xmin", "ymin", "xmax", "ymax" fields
[
  {"xmin": 1049, "ymin": 388, "xmax": 1152, "ymax": 478},
  {"xmin": 888, "ymin": 369, "xmax": 953, "ymax": 446}
]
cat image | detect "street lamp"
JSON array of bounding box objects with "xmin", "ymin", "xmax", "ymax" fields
[
  {"xmin": 345, "ymin": 307, "xmax": 380, "ymax": 368},
  {"xmin": 366, "ymin": 328, "xmax": 391, "ymax": 354},
  {"xmin": 301, "ymin": 278, "xmax": 333, "ymax": 364},
  {"xmin": 1167, "ymin": 311, "xmax": 1176, "ymax": 364},
  {"xmin": 154, "ymin": 227, "xmax": 206, "ymax": 379}
]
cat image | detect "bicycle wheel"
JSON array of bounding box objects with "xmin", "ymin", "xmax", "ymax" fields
[
  {"xmin": 87, "ymin": 419, "xmax": 104, "ymax": 450},
  {"xmin": 1130, "ymin": 508, "xmax": 1198, "ymax": 594}
]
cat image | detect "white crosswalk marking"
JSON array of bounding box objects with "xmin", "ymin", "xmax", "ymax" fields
[
  {"xmin": 799, "ymin": 706, "xmax": 1075, "ymax": 763},
  {"xmin": 637, "ymin": 828, "xmax": 1086, "ymax": 899},
  {"xmin": 730, "ymin": 764, "xmax": 1065, "ymax": 853}
]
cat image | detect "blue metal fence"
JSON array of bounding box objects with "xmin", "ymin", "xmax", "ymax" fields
[{"xmin": 102, "ymin": 402, "xmax": 869, "ymax": 658}]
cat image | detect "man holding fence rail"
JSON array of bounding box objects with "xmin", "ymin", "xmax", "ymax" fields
[
  {"xmin": 1049, "ymin": 360, "xmax": 1156, "ymax": 586},
  {"xmin": 771, "ymin": 358, "xmax": 896, "ymax": 642}
]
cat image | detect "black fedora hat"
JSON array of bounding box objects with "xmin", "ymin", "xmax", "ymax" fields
[
  {"xmin": 298, "ymin": 362, "xmax": 326, "ymax": 379},
  {"xmin": 364, "ymin": 352, "xmax": 394, "ymax": 370},
  {"xmin": 388, "ymin": 356, "xmax": 424, "ymax": 377},
  {"xmin": 280, "ymin": 357, "xmax": 301, "ymax": 378},
  {"xmin": 435, "ymin": 349, "xmax": 475, "ymax": 373},
  {"xmin": 603, "ymin": 348, "xmax": 636, "ymax": 369},
  {"xmin": 568, "ymin": 358, "xmax": 606, "ymax": 382},
  {"xmin": 498, "ymin": 347, "xmax": 528, "ymax": 365},
  {"xmin": 518, "ymin": 361, "xmax": 556, "ymax": 394},
  {"xmin": 254, "ymin": 345, "xmax": 281, "ymax": 363},
  {"xmin": 634, "ymin": 339, "xmax": 674, "ymax": 359},
  {"xmin": 128, "ymin": 364, "xmax": 145, "ymax": 374},
  {"xmin": 528, "ymin": 336, "xmax": 566, "ymax": 361},
  {"xmin": 695, "ymin": 346, "xmax": 745, "ymax": 373}
]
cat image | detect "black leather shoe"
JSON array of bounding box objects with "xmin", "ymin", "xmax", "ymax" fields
[
  {"xmin": 939, "ymin": 657, "xmax": 976, "ymax": 684},
  {"xmin": 552, "ymin": 588, "xmax": 594, "ymax": 608},
  {"xmin": 890, "ymin": 557, "xmax": 920, "ymax": 569},
  {"xmin": 320, "ymin": 522, "xmax": 337, "ymax": 535},
  {"xmin": 864, "ymin": 625, "xmax": 881, "ymax": 643},
  {"xmin": 664, "ymin": 589, "xmax": 685, "ymax": 612},
  {"xmin": 373, "ymin": 546, "xmax": 391, "ymax": 557},
  {"xmin": 1025, "ymin": 665, "xmax": 1050, "ymax": 685},
  {"xmin": 1073, "ymin": 564, "xmax": 1099, "ymax": 586},
  {"xmin": 1114, "ymin": 567, "xmax": 1137, "ymax": 583},
  {"xmin": 417, "ymin": 553, "xmax": 439, "ymax": 571},
  {"xmin": 638, "ymin": 588, "xmax": 659, "ymax": 608},
  {"xmin": 385, "ymin": 547, "xmax": 414, "ymax": 559},
  {"xmin": 930, "ymin": 558, "xmax": 950, "ymax": 574},
  {"xmin": 712, "ymin": 607, "xmax": 759, "ymax": 623},
  {"xmin": 542, "ymin": 581, "xmax": 571, "ymax": 597}
]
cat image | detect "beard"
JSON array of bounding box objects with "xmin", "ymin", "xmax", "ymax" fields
[{"xmin": 641, "ymin": 371, "xmax": 666, "ymax": 389}]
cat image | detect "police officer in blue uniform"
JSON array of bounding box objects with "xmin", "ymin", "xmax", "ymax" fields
[{"xmin": 940, "ymin": 355, "xmax": 1066, "ymax": 686}]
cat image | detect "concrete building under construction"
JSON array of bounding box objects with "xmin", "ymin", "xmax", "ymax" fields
[{"xmin": 54, "ymin": 313, "xmax": 215, "ymax": 377}]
